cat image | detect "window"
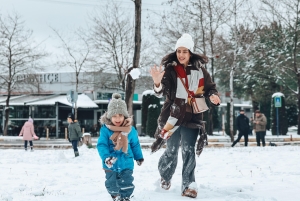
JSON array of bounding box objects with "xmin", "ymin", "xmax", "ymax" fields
[
  {"xmin": 32, "ymin": 106, "xmax": 56, "ymax": 118},
  {"xmin": 9, "ymin": 106, "xmax": 30, "ymax": 118},
  {"xmin": 96, "ymin": 92, "xmax": 125, "ymax": 100}
]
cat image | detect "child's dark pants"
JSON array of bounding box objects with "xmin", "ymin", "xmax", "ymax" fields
[{"xmin": 105, "ymin": 169, "xmax": 134, "ymax": 199}]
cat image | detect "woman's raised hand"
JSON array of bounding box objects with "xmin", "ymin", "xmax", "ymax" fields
[{"xmin": 149, "ymin": 65, "xmax": 165, "ymax": 87}]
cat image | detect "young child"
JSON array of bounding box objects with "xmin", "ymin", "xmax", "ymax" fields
[{"xmin": 97, "ymin": 93, "xmax": 144, "ymax": 201}]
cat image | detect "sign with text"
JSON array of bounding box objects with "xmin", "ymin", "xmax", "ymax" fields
[{"xmin": 17, "ymin": 73, "xmax": 59, "ymax": 83}]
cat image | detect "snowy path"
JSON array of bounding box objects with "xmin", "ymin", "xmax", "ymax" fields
[{"xmin": 0, "ymin": 146, "xmax": 299, "ymax": 201}]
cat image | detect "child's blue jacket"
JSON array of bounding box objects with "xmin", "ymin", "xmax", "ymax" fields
[{"xmin": 97, "ymin": 124, "xmax": 143, "ymax": 172}]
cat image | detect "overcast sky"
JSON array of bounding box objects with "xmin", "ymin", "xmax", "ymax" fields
[
  {"xmin": 0, "ymin": 0, "xmax": 167, "ymax": 39},
  {"xmin": 0, "ymin": 0, "xmax": 168, "ymax": 70}
]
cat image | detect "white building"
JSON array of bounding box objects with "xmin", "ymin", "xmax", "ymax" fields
[{"xmin": 0, "ymin": 71, "xmax": 252, "ymax": 137}]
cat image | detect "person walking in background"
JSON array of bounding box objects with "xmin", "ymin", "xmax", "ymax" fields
[
  {"xmin": 253, "ymin": 110, "xmax": 267, "ymax": 146},
  {"xmin": 67, "ymin": 113, "xmax": 82, "ymax": 157},
  {"xmin": 149, "ymin": 33, "xmax": 221, "ymax": 198},
  {"xmin": 97, "ymin": 93, "xmax": 144, "ymax": 201},
  {"xmin": 19, "ymin": 118, "xmax": 39, "ymax": 151},
  {"xmin": 231, "ymin": 109, "xmax": 250, "ymax": 147}
]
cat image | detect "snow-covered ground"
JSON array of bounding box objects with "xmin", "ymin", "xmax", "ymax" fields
[{"xmin": 0, "ymin": 145, "xmax": 300, "ymax": 201}]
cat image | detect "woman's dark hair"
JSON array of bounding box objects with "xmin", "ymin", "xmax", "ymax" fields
[{"xmin": 161, "ymin": 50, "xmax": 208, "ymax": 67}]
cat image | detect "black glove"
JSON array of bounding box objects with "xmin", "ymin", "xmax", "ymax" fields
[
  {"xmin": 68, "ymin": 138, "xmax": 71, "ymax": 142},
  {"xmin": 136, "ymin": 158, "xmax": 144, "ymax": 166},
  {"xmin": 78, "ymin": 137, "xmax": 83, "ymax": 142}
]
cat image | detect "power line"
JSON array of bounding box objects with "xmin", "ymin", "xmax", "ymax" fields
[
  {"xmin": 28, "ymin": 0, "xmax": 99, "ymax": 7},
  {"xmin": 27, "ymin": 0, "xmax": 169, "ymax": 8}
]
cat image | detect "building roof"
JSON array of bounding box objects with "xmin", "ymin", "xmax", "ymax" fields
[
  {"xmin": 93, "ymin": 100, "xmax": 164, "ymax": 105},
  {"xmin": 0, "ymin": 94, "xmax": 98, "ymax": 108},
  {"xmin": 0, "ymin": 95, "xmax": 38, "ymax": 106},
  {"xmin": 0, "ymin": 96, "xmax": 8, "ymax": 103}
]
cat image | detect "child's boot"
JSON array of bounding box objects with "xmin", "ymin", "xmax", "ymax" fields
[
  {"xmin": 74, "ymin": 151, "xmax": 79, "ymax": 157},
  {"xmin": 111, "ymin": 195, "xmax": 120, "ymax": 201},
  {"xmin": 121, "ymin": 197, "xmax": 132, "ymax": 201}
]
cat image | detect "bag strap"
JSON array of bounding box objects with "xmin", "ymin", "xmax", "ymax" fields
[{"xmin": 174, "ymin": 66, "xmax": 193, "ymax": 98}]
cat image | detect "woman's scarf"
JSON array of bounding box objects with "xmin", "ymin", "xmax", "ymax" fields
[{"xmin": 108, "ymin": 118, "xmax": 132, "ymax": 153}]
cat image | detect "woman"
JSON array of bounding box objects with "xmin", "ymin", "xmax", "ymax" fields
[
  {"xmin": 19, "ymin": 118, "xmax": 39, "ymax": 151},
  {"xmin": 149, "ymin": 33, "xmax": 221, "ymax": 198}
]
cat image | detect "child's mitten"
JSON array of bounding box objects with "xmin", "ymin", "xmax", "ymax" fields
[
  {"xmin": 105, "ymin": 157, "xmax": 117, "ymax": 168},
  {"xmin": 136, "ymin": 158, "xmax": 144, "ymax": 166}
]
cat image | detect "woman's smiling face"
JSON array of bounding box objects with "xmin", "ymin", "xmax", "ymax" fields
[
  {"xmin": 176, "ymin": 47, "xmax": 191, "ymax": 66},
  {"xmin": 111, "ymin": 114, "xmax": 125, "ymax": 126}
]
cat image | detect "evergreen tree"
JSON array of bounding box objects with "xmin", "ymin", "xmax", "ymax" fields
[
  {"xmin": 203, "ymin": 103, "xmax": 220, "ymax": 135},
  {"xmin": 286, "ymin": 104, "xmax": 298, "ymax": 126},
  {"xmin": 271, "ymin": 94, "xmax": 288, "ymax": 135},
  {"xmin": 146, "ymin": 104, "xmax": 160, "ymax": 138},
  {"xmin": 141, "ymin": 93, "xmax": 160, "ymax": 135}
]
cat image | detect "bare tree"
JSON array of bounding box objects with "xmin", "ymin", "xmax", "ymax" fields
[
  {"xmin": 178, "ymin": 0, "xmax": 230, "ymax": 135},
  {"xmin": 89, "ymin": 1, "xmax": 135, "ymax": 91},
  {"xmin": 14, "ymin": 73, "xmax": 44, "ymax": 94},
  {"xmin": 52, "ymin": 28, "xmax": 94, "ymax": 119},
  {"xmin": 149, "ymin": 3, "xmax": 205, "ymax": 54},
  {"xmin": 222, "ymin": 0, "xmax": 257, "ymax": 141},
  {"xmin": 89, "ymin": 0, "xmax": 147, "ymax": 116},
  {"xmin": 149, "ymin": 0, "xmax": 230, "ymax": 134},
  {"xmin": 0, "ymin": 13, "xmax": 47, "ymax": 135}
]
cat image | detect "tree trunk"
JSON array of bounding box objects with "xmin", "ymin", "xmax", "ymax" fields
[
  {"xmin": 125, "ymin": 75, "xmax": 135, "ymax": 116},
  {"xmin": 229, "ymin": 0, "xmax": 237, "ymax": 142},
  {"xmin": 229, "ymin": 67, "xmax": 234, "ymax": 142},
  {"xmin": 208, "ymin": 106, "xmax": 214, "ymax": 135},
  {"xmin": 75, "ymin": 73, "xmax": 79, "ymax": 119},
  {"xmin": 3, "ymin": 91, "xmax": 11, "ymax": 136},
  {"xmin": 125, "ymin": 0, "xmax": 141, "ymax": 116},
  {"xmin": 294, "ymin": 62, "xmax": 300, "ymax": 135}
]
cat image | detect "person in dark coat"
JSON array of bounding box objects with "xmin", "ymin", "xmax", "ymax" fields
[
  {"xmin": 67, "ymin": 113, "xmax": 82, "ymax": 157},
  {"xmin": 149, "ymin": 33, "xmax": 221, "ymax": 198},
  {"xmin": 231, "ymin": 109, "xmax": 250, "ymax": 147}
]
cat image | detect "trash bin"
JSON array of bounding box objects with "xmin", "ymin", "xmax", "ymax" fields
[{"xmin": 83, "ymin": 133, "xmax": 92, "ymax": 146}]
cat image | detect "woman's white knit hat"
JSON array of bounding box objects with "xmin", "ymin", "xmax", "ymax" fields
[
  {"xmin": 175, "ymin": 33, "xmax": 194, "ymax": 52},
  {"xmin": 107, "ymin": 93, "xmax": 129, "ymax": 119}
]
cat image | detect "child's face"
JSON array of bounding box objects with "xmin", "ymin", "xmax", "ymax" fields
[{"xmin": 111, "ymin": 114, "xmax": 125, "ymax": 126}]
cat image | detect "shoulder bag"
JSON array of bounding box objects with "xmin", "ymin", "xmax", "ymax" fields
[{"xmin": 175, "ymin": 69, "xmax": 209, "ymax": 114}]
